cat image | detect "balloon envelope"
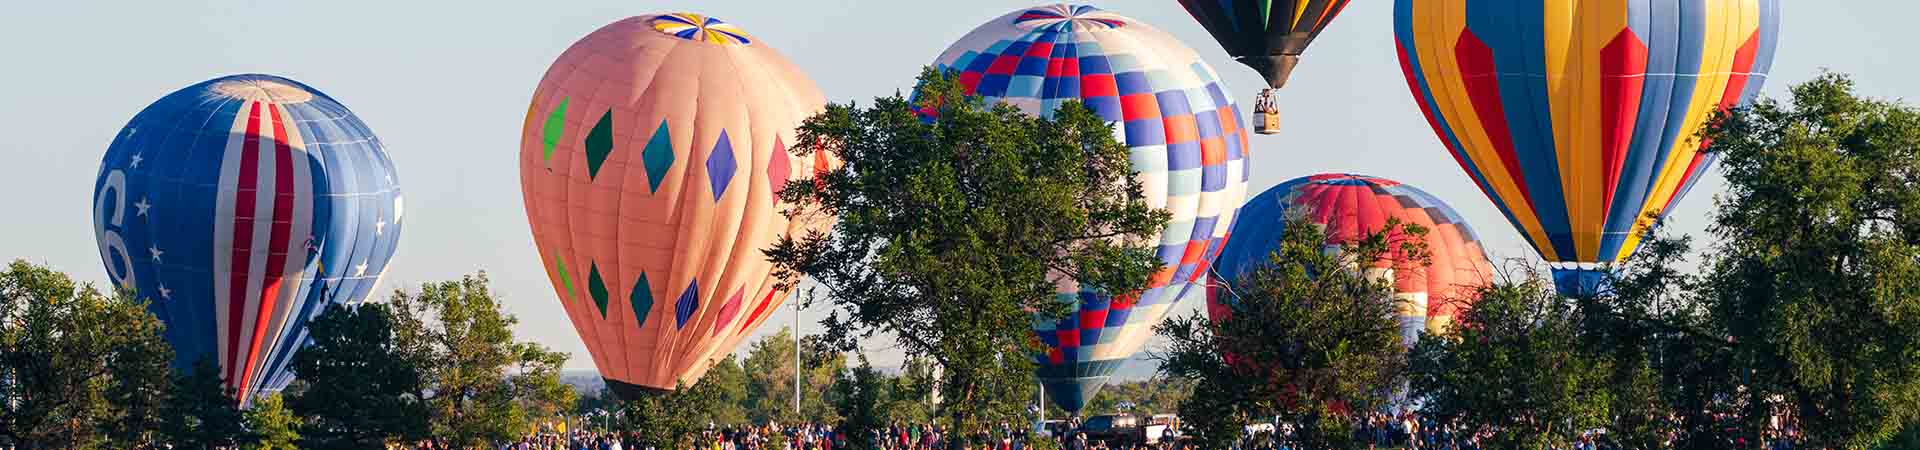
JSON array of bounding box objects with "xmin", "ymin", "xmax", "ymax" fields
[
  {"xmin": 92, "ymin": 74, "xmax": 404, "ymax": 402},
  {"xmin": 519, "ymin": 13, "xmax": 831, "ymax": 398},
  {"xmin": 1393, "ymin": 0, "xmax": 1780, "ymax": 295},
  {"xmin": 1176, "ymin": 0, "xmax": 1354, "ymax": 89},
  {"xmin": 1207, "ymin": 174, "xmax": 1494, "ymax": 344},
  {"xmin": 932, "ymin": 4, "xmax": 1250, "ymax": 413}
]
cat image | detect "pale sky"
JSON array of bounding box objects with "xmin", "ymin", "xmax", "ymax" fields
[{"xmin": 2, "ymin": 1, "xmax": 1911, "ymax": 370}]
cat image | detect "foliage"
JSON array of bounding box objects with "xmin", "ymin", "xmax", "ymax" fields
[
  {"xmin": 1682, "ymin": 73, "xmax": 1920, "ymax": 449},
  {"xmin": 289, "ymin": 303, "xmax": 430, "ymax": 450},
  {"xmin": 742, "ymin": 327, "xmax": 845, "ymax": 423},
  {"xmin": 387, "ymin": 272, "xmax": 577, "ymax": 448},
  {"xmin": 768, "ymin": 67, "xmax": 1169, "ymax": 435},
  {"xmin": 1156, "ymin": 216, "xmax": 1414, "ymax": 450},
  {"xmin": 243, "ymin": 393, "xmax": 302, "ymax": 450},
  {"xmin": 1404, "ymin": 74, "xmax": 1920, "ymax": 450},
  {"xmin": 1080, "ymin": 377, "xmax": 1194, "ymax": 417},
  {"xmin": 700, "ymin": 355, "xmax": 752, "ymax": 426},
  {"xmin": 622, "ymin": 381, "xmax": 714, "ymax": 450},
  {"xmin": 1409, "ymin": 271, "xmax": 1628, "ymax": 450},
  {"xmin": 159, "ymin": 359, "xmax": 250, "ymax": 449},
  {"xmin": 830, "ymin": 354, "xmax": 892, "ymax": 450},
  {"xmin": 0, "ymin": 259, "xmax": 172, "ymax": 450}
]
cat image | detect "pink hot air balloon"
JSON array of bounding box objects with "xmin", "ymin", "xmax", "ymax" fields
[{"xmin": 519, "ymin": 13, "xmax": 832, "ymax": 398}]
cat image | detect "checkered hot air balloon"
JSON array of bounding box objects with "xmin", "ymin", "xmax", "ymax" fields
[
  {"xmin": 1393, "ymin": 0, "xmax": 1780, "ymax": 296},
  {"xmin": 92, "ymin": 74, "xmax": 404, "ymax": 404},
  {"xmin": 1206, "ymin": 174, "xmax": 1494, "ymax": 347},
  {"xmin": 930, "ymin": 4, "xmax": 1251, "ymax": 413},
  {"xmin": 519, "ymin": 13, "xmax": 834, "ymax": 399}
]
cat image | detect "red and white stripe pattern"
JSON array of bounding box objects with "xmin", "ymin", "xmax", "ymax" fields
[{"xmin": 212, "ymin": 100, "xmax": 315, "ymax": 400}]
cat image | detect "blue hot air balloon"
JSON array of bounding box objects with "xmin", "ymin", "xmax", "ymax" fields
[{"xmin": 92, "ymin": 74, "xmax": 403, "ymax": 403}]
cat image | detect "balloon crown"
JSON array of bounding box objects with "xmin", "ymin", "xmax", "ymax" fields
[
  {"xmin": 650, "ymin": 12, "xmax": 753, "ymax": 45},
  {"xmin": 1014, "ymin": 4, "xmax": 1127, "ymax": 32},
  {"xmin": 208, "ymin": 75, "xmax": 314, "ymax": 104}
]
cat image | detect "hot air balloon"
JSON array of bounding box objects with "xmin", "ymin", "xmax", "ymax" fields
[
  {"xmin": 1206, "ymin": 174, "xmax": 1494, "ymax": 345},
  {"xmin": 1177, "ymin": 0, "xmax": 1353, "ymax": 134},
  {"xmin": 520, "ymin": 13, "xmax": 832, "ymax": 399},
  {"xmin": 931, "ymin": 4, "xmax": 1250, "ymax": 413},
  {"xmin": 1393, "ymin": 0, "xmax": 1779, "ymax": 296},
  {"xmin": 92, "ymin": 74, "xmax": 404, "ymax": 404}
]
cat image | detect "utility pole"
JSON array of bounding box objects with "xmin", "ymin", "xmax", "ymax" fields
[{"xmin": 794, "ymin": 298, "xmax": 803, "ymax": 417}]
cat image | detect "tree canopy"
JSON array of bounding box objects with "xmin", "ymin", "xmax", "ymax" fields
[
  {"xmin": 1157, "ymin": 216, "xmax": 1415, "ymax": 450},
  {"xmin": 768, "ymin": 67, "xmax": 1169, "ymax": 433},
  {"xmin": 0, "ymin": 260, "xmax": 171, "ymax": 450}
]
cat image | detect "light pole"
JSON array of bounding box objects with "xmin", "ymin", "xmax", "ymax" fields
[{"xmin": 794, "ymin": 298, "xmax": 803, "ymax": 417}]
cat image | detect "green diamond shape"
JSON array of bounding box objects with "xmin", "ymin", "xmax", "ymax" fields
[
  {"xmin": 541, "ymin": 97, "xmax": 569, "ymax": 165},
  {"xmin": 554, "ymin": 256, "xmax": 574, "ymax": 301},
  {"xmin": 584, "ymin": 110, "xmax": 615, "ymax": 180},
  {"xmin": 631, "ymin": 272, "xmax": 654, "ymax": 328},
  {"xmin": 642, "ymin": 120, "xmax": 675, "ymax": 193},
  {"xmin": 588, "ymin": 262, "xmax": 610, "ymax": 317}
]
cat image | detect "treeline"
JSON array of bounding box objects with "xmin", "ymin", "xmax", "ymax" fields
[
  {"xmin": 0, "ymin": 267, "xmax": 574, "ymax": 450},
  {"xmin": 1155, "ymin": 74, "xmax": 1920, "ymax": 450}
]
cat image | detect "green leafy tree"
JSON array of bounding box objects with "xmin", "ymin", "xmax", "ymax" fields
[
  {"xmin": 622, "ymin": 381, "xmax": 717, "ymax": 450},
  {"xmin": 387, "ymin": 272, "xmax": 577, "ymax": 448},
  {"xmin": 767, "ymin": 68, "xmax": 1169, "ymax": 436},
  {"xmin": 700, "ymin": 355, "xmax": 751, "ymax": 426},
  {"xmin": 831, "ymin": 353, "xmax": 906, "ymax": 450},
  {"xmin": 1413, "ymin": 74, "xmax": 1920, "ymax": 450},
  {"xmin": 1409, "ymin": 272, "xmax": 1629, "ymax": 450},
  {"xmin": 1156, "ymin": 217, "xmax": 1414, "ymax": 450},
  {"xmin": 1680, "ymin": 73, "xmax": 1920, "ymax": 448},
  {"xmin": 159, "ymin": 359, "xmax": 250, "ymax": 449},
  {"xmin": 1082, "ymin": 377, "xmax": 1193, "ymax": 417},
  {"xmin": 743, "ymin": 328, "xmax": 845, "ymax": 423},
  {"xmin": 289, "ymin": 303, "xmax": 430, "ymax": 450},
  {"xmin": 0, "ymin": 260, "xmax": 171, "ymax": 450},
  {"xmin": 243, "ymin": 393, "xmax": 302, "ymax": 450}
]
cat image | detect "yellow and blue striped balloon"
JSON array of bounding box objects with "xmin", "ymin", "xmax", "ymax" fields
[{"xmin": 1393, "ymin": 0, "xmax": 1779, "ymax": 295}]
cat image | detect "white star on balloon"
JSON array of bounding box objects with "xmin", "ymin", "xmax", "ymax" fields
[
  {"xmin": 134, "ymin": 198, "xmax": 151, "ymax": 216},
  {"xmin": 354, "ymin": 262, "xmax": 369, "ymax": 276},
  {"xmin": 158, "ymin": 284, "xmax": 172, "ymax": 301},
  {"xmin": 148, "ymin": 245, "xmax": 163, "ymax": 262},
  {"xmin": 130, "ymin": 153, "xmax": 144, "ymax": 169}
]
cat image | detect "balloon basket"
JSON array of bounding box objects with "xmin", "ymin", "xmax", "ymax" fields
[{"xmin": 1253, "ymin": 89, "xmax": 1280, "ymax": 135}]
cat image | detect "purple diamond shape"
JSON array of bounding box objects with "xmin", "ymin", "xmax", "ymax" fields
[{"xmin": 706, "ymin": 131, "xmax": 737, "ymax": 201}]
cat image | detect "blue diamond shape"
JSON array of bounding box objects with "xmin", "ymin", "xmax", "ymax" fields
[
  {"xmin": 674, "ymin": 280, "xmax": 699, "ymax": 329},
  {"xmin": 706, "ymin": 130, "xmax": 737, "ymax": 201}
]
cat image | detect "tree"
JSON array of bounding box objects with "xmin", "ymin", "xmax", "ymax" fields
[
  {"xmin": 159, "ymin": 359, "xmax": 250, "ymax": 449},
  {"xmin": 1680, "ymin": 73, "xmax": 1920, "ymax": 449},
  {"xmin": 289, "ymin": 303, "xmax": 430, "ymax": 450},
  {"xmin": 622, "ymin": 381, "xmax": 716, "ymax": 449},
  {"xmin": 1407, "ymin": 74, "xmax": 1920, "ymax": 450},
  {"xmin": 243, "ymin": 393, "xmax": 302, "ymax": 450},
  {"xmin": 700, "ymin": 355, "xmax": 751, "ymax": 426},
  {"xmin": 0, "ymin": 260, "xmax": 171, "ymax": 450},
  {"xmin": 386, "ymin": 272, "xmax": 577, "ymax": 448},
  {"xmin": 1156, "ymin": 217, "xmax": 1413, "ymax": 450},
  {"xmin": 1409, "ymin": 272, "xmax": 1630, "ymax": 450},
  {"xmin": 743, "ymin": 327, "xmax": 844, "ymax": 423},
  {"xmin": 767, "ymin": 68, "xmax": 1169, "ymax": 436},
  {"xmin": 831, "ymin": 354, "xmax": 895, "ymax": 450}
]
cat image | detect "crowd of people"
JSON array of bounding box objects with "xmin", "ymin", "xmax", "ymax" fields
[
  {"xmin": 457, "ymin": 422, "xmax": 840, "ymax": 450},
  {"xmin": 368, "ymin": 411, "xmax": 1821, "ymax": 450}
]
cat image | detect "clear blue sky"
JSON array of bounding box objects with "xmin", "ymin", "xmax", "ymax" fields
[{"xmin": 2, "ymin": 1, "xmax": 1909, "ymax": 370}]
